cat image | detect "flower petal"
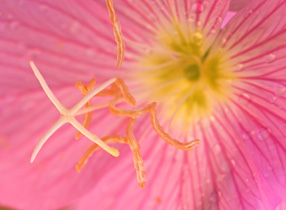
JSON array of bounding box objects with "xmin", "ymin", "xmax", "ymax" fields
[
  {"xmin": 276, "ymin": 202, "xmax": 286, "ymax": 210},
  {"xmin": 213, "ymin": 0, "xmax": 286, "ymax": 199},
  {"xmin": 71, "ymin": 114, "xmax": 280, "ymax": 210},
  {"xmin": 229, "ymin": 0, "xmax": 251, "ymax": 11},
  {"xmin": 0, "ymin": 0, "xmax": 123, "ymax": 93}
]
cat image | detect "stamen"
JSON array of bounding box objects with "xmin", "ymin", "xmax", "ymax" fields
[
  {"xmin": 76, "ymin": 135, "xmax": 127, "ymax": 172},
  {"xmin": 74, "ymin": 79, "xmax": 96, "ymax": 139},
  {"xmin": 31, "ymin": 61, "xmax": 199, "ymax": 186},
  {"xmin": 109, "ymin": 97, "xmax": 155, "ymax": 118},
  {"xmin": 149, "ymin": 107, "xmax": 200, "ymax": 150},
  {"xmin": 75, "ymin": 79, "xmax": 96, "ymax": 95},
  {"xmin": 126, "ymin": 118, "xmax": 146, "ymax": 188},
  {"xmin": 72, "ymin": 75, "xmax": 199, "ymax": 187},
  {"xmin": 106, "ymin": 0, "xmax": 125, "ymax": 68},
  {"xmin": 115, "ymin": 78, "xmax": 136, "ymax": 106},
  {"xmin": 98, "ymin": 77, "xmax": 200, "ymax": 150},
  {"xmin": 106, "ymin": 95, "xmax": 200, "ymax": 150},
  {"xmin": 76, "ymin": 120, "xmax": 147, "ymax": 189}
]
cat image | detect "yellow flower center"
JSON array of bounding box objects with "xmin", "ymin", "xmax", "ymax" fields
[{"xmin": 135, "ymin": 23, "xmax": 236, "ymax": 131}]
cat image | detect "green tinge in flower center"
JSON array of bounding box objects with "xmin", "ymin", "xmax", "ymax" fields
[
  {"xmin": 184, "ymin": 64, "xmax": 200, "ymax": 81},
  {"xmin": 135, "ymin": 24, "xmax": 235, "ymax": 130}
]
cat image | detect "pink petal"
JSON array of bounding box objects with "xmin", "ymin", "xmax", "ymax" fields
[
  {"xmin": 1, "ymin": 0, "xmax": 285, "ymax": 210},
  {"xmin": 213, "ymin": 0, "xmax": 286, "ymax": 200},
  {"xmin": 71, "ymin": 116, "xmax": 280, "ymax": 210},
  {"xmin": 229, "ymin": 0, "xmax": 251, "ymax": 11},
  {"xmin": 0, "ymin": 0, "xmax": 121, "ymax": 93},
  {"xmin": 276, "ymin": 202, "xmax": 286, "ymax": 210}
]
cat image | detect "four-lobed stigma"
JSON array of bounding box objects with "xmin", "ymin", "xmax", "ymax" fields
[{"xmin": 29, "ymin": 0, "xmax": 199, "ymax": 188}]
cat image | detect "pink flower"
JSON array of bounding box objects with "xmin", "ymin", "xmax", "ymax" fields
[{"xmin": 0, "ymin": 0, "xmax": 285, "ymax": 210}]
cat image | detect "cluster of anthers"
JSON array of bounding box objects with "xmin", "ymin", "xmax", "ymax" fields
[{"xmin": 29, "ymin": 0, "xmax": 200, "ymax": 188}]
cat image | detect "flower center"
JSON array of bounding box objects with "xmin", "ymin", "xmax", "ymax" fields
[{"xmin": 134, "ymin": 24, "xmax": 236, "ymax": 131}]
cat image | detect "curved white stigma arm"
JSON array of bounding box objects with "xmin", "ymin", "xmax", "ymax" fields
[{"xmin": 29, "ymin": 61, "xmax": 119, "ymax": 163}]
